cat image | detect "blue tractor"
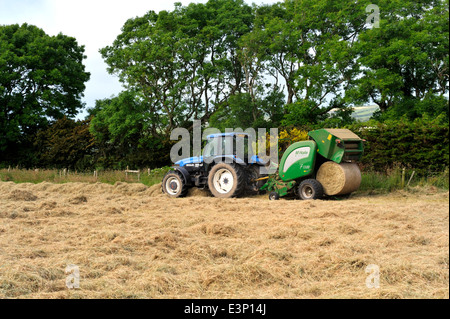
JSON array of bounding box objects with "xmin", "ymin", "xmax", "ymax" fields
[{"xmin": 162, "ymin": 132, "xmax": 267, "ymax": 198}]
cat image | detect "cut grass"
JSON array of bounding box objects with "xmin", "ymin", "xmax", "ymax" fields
[
  {"xmin": 1, "ymin": 168, "xmax": 448, "ymax": 195},
  {"xmin": 0, "ymin": 167, "xmax": 171, "ymax": 187},
  {"xmin": 0, "ymin": 181, "xmax": 448, "ymax": 299}
]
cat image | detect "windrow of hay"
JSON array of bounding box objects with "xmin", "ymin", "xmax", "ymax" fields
[
  {"xmin": 69, "ymin": 196, "xmax": 88, "ymax": 205},
  {"xmin": 8, "ymin": 190, "xmax": 38, "ymax": 201},
  {"xmin": 0, "ymin": 181, "xmax": 448, "ymax": 299},
  {"xmin": 188, "ymin": 187, "xmax": 210, "ymax": 197},
  {"xmin": 316, "ymin": 162, "xmax": 362, "ymax": 196},
  {"xmin": 147, "ymin": 183, "xmax": 164, "ymax": 197}
]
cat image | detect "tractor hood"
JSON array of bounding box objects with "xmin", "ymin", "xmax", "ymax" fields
[{"xmin": 175, "ymin": 156, "xmax": 204, "ymax": 167}]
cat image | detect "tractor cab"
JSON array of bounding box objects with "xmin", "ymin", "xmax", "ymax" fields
[
  {"xmin": 174, "ymin": 132, "xmax": 265, "ymax": 167},
  {"xmin": 203, "ymin": 132, "xmax": 257, "ymax": 164}
]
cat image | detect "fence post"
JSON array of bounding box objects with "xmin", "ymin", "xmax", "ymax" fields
[
  {"xmin": 407, "ymin": 171, "xmax": 415, "ymax": 188},
  {"xmin": 125, "ymin": 167, "xmax": 140, "ymax": 182},
  {"xmin": 401, "ymin": 168, "xmax": 406, "ymax": 189}
]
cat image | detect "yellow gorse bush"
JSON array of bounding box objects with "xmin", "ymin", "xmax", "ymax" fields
[
  {"xmin": 279, "ymin": 128, "xmax": 309, "ymax": 143},
  {"xmin": 278, "ymin": 128, "xmax": 309, "ymax": 153},
  {"xmin": 256, "ymin": 128, "xmax": 309, "ymax": 156}
]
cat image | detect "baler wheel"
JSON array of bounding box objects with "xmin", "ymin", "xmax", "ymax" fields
[
  {"xmin": 298, "ymin": 179, "xmax": 324, "ymax": 200},
  {"xmin": 269, "ymin": 192, "xmax": 280, "ymax": 201}
]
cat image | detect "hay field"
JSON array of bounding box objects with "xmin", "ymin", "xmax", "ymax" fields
[{"xmin": 0, "ymin": 181, "xmax": 448, "ymax": 299}]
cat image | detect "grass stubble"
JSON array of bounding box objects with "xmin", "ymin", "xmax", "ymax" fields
[{"xmin": 0, "ymin": 181, "xmax": 448, "ymax": 299}]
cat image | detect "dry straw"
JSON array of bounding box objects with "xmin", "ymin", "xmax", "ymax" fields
[{"xmin": 0, "ymin": 181, "xmax": 448, "ymax": 299}]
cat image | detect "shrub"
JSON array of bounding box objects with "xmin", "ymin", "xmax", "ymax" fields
[{"xmin": 346, "ymin": 115, "xmax": 449, "ymax": 175}]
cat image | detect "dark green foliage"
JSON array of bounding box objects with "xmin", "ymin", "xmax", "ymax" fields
[
  {"xmin": 33, "ymin": 117, "xmax": 94, "ymax": 170},
  {"xmin": 257, "ymin": 0, "xmax": 368, "ymax": 125},
  {"xmin": 372, "ymin": 94, "xmax": 449, "ymax": 122},
  {"xmin": 100, "ymin": 0, "xmax": 254, "ymax": 134},
  {"xmin": 0, "ymin": 23, "xmax": 90, "ymax": 153},
  {"xmin": 347, "ymin": 115, "xmax": 449, "ymax": 174},
  {"xmin": 350, "ymin": 0, "xmax": 449, "ymax": 119},
  {"xmin": 1, "ymin": 1, "xmax": 448, "ymax": 172},
  {"xmin": 282, "ymin": 101, "xmax": 357, "ymax": 129},
  {"xmin": 209, "ymin": 90, "xmax": 285, "ymax": 130},
  {"xmin": 89, "ymin": 91, "xmax": 172, "ymax": 170}
]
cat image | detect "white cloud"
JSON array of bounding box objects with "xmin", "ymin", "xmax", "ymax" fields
[{"xmin": 1, "ymin": 0, "xmax": 276, "ymax": 119}]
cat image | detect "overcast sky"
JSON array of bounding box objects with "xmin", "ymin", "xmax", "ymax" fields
[{"xmin": 0, "ymin": 0, "xmax": 277, "ymax": 119}]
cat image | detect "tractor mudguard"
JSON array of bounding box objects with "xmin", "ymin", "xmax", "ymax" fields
[{"xmin": 172, "ymin": 166, "xmax": 192, "ymax": 186}]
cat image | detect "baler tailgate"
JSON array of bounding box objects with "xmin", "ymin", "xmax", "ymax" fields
[
  {"xmin": 308, "ymin": 128, "xmax": 364, "ymax": 163},
  {"xmin": 325, "ymin": 129, "xmax": 362, "ymax": 140}
]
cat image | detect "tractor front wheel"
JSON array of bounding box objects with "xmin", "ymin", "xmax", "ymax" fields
[
  {"xmin": 162, "ymin": 170, "xmax": 189, "ymax": 198},
  {"xmin": 298, "ymin": 179, "xmax": 324, "ymax": 200},
  {"xmin": 208, "ymin": 163, "xmax": 245, "ymax": 198}
]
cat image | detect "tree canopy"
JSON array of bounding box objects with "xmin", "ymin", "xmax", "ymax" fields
[
  {"xmin": 0, "ymin": 0, "xmax": 448, "ymax": 170},
  {"xmin": 0, "ymin": 23, "xmax": 90, "ymax": 155},
  {"xmin": 100, "ymin": 0, "xmax": 254, "ymax": 135},
  {"xmin": 100, "ymin": 0, "xmax": 448, "ymax": 133},
  {"xmin": 351, "ymin": 0, "xmax": 449, "ymax": 120}
]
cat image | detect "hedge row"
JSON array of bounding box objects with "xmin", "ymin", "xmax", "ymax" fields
[{"xmin": 346, "ymin": 116, "xmax": 449, "ymax": 175}]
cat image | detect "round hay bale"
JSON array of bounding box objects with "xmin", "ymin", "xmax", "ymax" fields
[{"xmin": 316, "ymin": 162, "xmax": 361, "ymax": 196}]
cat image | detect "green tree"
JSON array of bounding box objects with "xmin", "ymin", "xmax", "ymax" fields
[
  {"xmin": 208, "ymin": 89, "xmax": 285, "ymax": 130},
  {"xmin": 243, "ymin": 0, "xmax": 368, "ymax": 127},
  {"xmin": 89, "ymin": 91, "xmax": 171, "ymax": 169},
  {"xmin": 34, "ymin": 117, "xmax": 95, "ymax": 169},
  {"xmin": 0, "ymin": 23, "xmax": 90, "ymax": 156},
  {"xmin": 100, "ymin": 0, "xmax": 253, "ymax": 136},
  {"xmin": 352, "ymin": 0, "xmax": 449, "ymax": 120}
]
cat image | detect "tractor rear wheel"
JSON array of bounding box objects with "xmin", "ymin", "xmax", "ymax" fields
[
  {"xmin": 208, "ymin": 163, "xmax": 246, "ymax": 198},
  {"xmin": 298, "ymin": 179, "xmax": 324, "ymax": 200},
  {"xmin": 162, "ymin": 170, "xmax": 189, "ymax": 198}
]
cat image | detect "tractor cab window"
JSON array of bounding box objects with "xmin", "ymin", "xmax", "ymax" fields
[
  {"xmin": 243, "ymin": 136, "xmax": 255, "ymax": 159},
  {"xmin": 223, "ymin": 136, "xmax": 234, "ymax": 155},
  {"xmin": 203, "ymin": 139, "xmax": 216, "ymax": 157},
  {"xmin": 203, "ymin": 136, "xmax": 226, "ymax": 158},
  {"xmin": 235, "ymin": 135, "xmax": 255, "ymax": 161},
  {"xmin": 203, "ymin": 134, "xmax": 255, "ymax": 161}
]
